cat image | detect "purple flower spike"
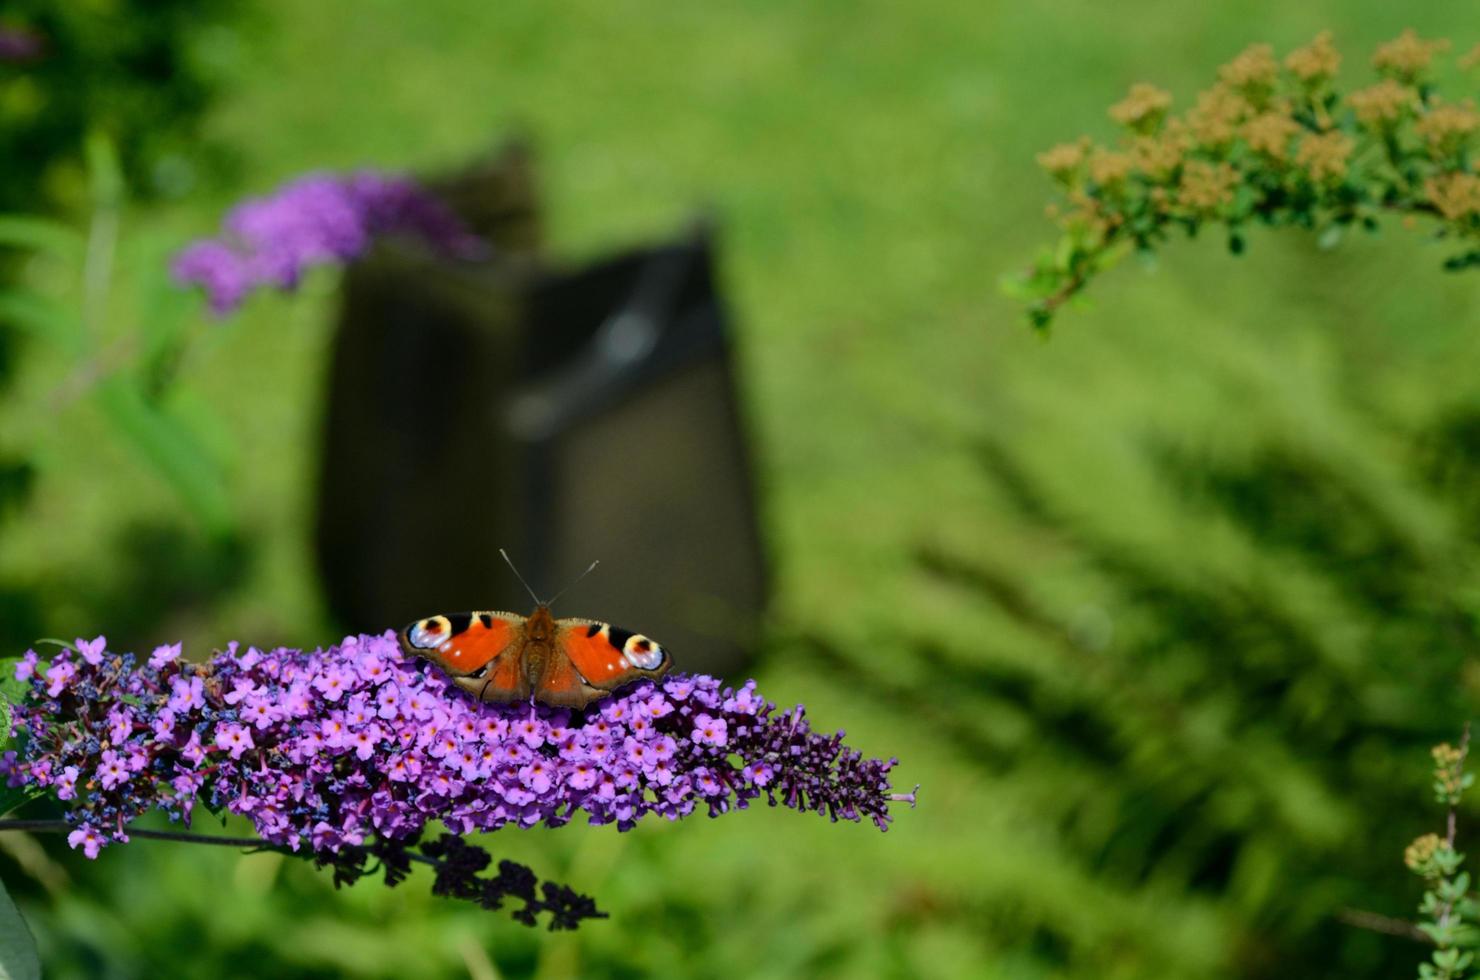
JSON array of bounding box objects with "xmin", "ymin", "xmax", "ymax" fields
[
  {"xmin": 171, "ymin": 171, "xmax": 486, "ymax": 315},
  {"xmin": 7, "ymin": 634, "xmax": 913, "ymax": 863}
]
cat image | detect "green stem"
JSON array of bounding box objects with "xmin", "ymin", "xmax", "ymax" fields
[
  {"xmin": 81, "ymin": 182, "xmax": 118, "ymax": 345},
  {"xmin": 0, "ymin": 819, "xmax": 280, "ymax": 850},
  {"xmin": 0, "ymin": 819, "xmax": 440, "ymax": 868},
  {"xmin": 1337, "ymin": 906, "xmax": 1431, "ymax": 943}
]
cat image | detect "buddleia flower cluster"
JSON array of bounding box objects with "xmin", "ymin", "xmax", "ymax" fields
[
  {"xmin": 0, "ymin": 633, "xmax": 914, "ymax": 926},
  {"xmin": 171, "ymin": 171, "xmax": 485, "ymax": 314},
  {"xmin": 1012, "ymin": 30, "xmax": 1480, "ymax": 329}
]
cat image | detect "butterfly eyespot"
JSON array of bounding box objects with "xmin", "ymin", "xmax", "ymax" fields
[
  {"xmin": 406, "ymin": 616, "xmax": 451, "ymax": 650},
  {"xmin": 622, "ymin": 634, "xmax": 665, "ymax": 670}
]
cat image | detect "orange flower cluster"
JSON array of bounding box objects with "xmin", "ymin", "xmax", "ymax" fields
[
  {"xmin": 1242, "ymin": 112, "xmax": 1300, "ymax": 159},
  {"xmin": 1416, "ymin": 99, "xmax": 1480, "ymax": 157},
  {"xmin": 1018, "ymin": 28, "xmax": 1480, "ymax": 329},
  {"xmin": 1285, "ymin": 30, "xmax": 1340, "ymax": 82},
  {"xmin": 1432, "ymin": 739, "xmax": 1475, "ymax": 803},
  {"xmin": 1218, "ymin": 43, "xmax": 1279, "ymax": 93},
  {"xmin": 1427, "ymin": 172, "xmax": 1480, "ymax": 221},
  {"xmin": 1108, "ymin": 83, "xmax": 1172, "ymax": 130},
  {"xmin": 1405, "ymin": 832, "xmax": 1443, "ymax": 874},
  {"xmin": 1294, "ymin": 131, "xmax": 1353, "ymax": 183},
  {"xmin": 1348, "ymin": 79, "xmax": 1417, "ymax": 128},
  {"xmin": 1372, "ymin": 29, "xmax": 1449, "ymax": 82},
  {"xmin": 1176, "ymin": 160, "xmax": 1238, "ymax": 213}
]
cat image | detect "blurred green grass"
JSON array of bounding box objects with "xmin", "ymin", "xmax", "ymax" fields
[{"xmin": 5, "ymin": 1, "xmax": 1480, "ymax": 977}]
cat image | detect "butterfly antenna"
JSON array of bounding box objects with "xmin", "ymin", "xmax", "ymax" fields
[
  {"xmin": 546, "ymin": 560, "xmax": 600, "ymax": 608},
  {"xmin": 499, "ymin": 549, "xmax": 544, "ymax": 606}
]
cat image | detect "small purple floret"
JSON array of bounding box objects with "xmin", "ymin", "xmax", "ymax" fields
[
  {"xmin": 12, "ymin": 652, "xmax": 36, "ymax": 682},
  {"xmin": 67, "ymin": 826, "xmax": 103, "ymax": 859},
  {"xmin": 171, "ymin": 172, "xmax": 486, "ymax": 315},
  {"xmin": 7, "ymin": 635, "xmax": 911, "ymax": 859}
]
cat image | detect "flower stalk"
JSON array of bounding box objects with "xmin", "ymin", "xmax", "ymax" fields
[{"xmin": 1405, "ymin": 724, "xmax": 1479, "ymax": 979}]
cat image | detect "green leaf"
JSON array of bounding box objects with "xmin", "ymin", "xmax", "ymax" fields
[
  {"xmin": 0, "ymin": 877, "xmax": 39, "ymax": 980},
  {"xmin": 93, "ymin": 378, "xmax": 234, "ymax": 535},
  {"xmin": 128, "ymin": 236, "xmax": 195, "ymax": 394},
  {"xmin": 1444, "ymin": 249, "xmax": 1480, "ymax": 271},
  {"xmin": 0, "ymin": 216, "xmax": 85, "ymax": 265},
  {"xmin": 85, "ymin": 131, "xmax": 125, "ymax": 211},
  {"xmin": 1316, "ymin": 224, "xmax": 1344, "ymax": 250},
  {"xmin": 1422, "ymin": 920, "xmax": 1457, "ymax": 945},
  {"xmin": 0, "ymin": 291, "xmax": 86, "ymax": 357},
  {"xmin": 0, "ymin": 665, "xmax": 43, "ymax": 817},
  {"xmin": 0, "ymin": 663, "xmax": 42, "ymax": 816},
  {"xmin": 1230, "ymin": 184, "xmax": 1258, "ymax": 220},
  {"xmin": 999, "ymin": 272, "xmax": 1046, "ymax": 302},
  {"xmin": 0, "ymin": 779, "xmax": 44, "ymax": 821},
  {"xmin": 1052, "ymin": 234, "xmax": 1076, "ymax": 272},
  {"xmin": 0, "ymin": 678, "xmax": 31, "ymax": 724},
  {"xmin": 1093, "ymin": 239, "xmax": 1133, "ymax": 273}
]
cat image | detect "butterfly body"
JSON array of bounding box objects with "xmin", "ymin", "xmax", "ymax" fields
[{"xmin": 399, "ymin": 603, "xmax": 671, "ymax": 709}]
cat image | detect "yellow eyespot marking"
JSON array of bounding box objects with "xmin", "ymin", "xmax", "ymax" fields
[
  {"xmin": 623, "ymin": 635, "xmax": 664, "ymax": 670},
  {"xmin": 408, "ymin": 616, "xmax": 451, "ymax": 650}
]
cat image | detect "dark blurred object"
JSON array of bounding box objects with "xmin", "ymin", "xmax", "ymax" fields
[
  {"xmin": 316, "ymin": 146, "xmax": 766, "ymax": 677},
  {"xmin": 430, "ymin": 142, "xmax": 543, "ymax": 257}
]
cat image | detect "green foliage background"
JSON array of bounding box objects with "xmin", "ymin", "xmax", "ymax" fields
[{"xmin": 2, "ymin": 1, "xmax": 1480, "ymax": 977}]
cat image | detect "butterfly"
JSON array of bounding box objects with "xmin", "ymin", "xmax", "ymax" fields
[{"xmin": 398, "ymin": 553, "xmax": 672, "ymax": 709}]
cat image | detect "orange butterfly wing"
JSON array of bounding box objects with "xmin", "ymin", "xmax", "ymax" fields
[
  {"xmin": 399, "ymin": 611, "xmax": 530, "ymax": 702},
  {"xmin": 551, "ymin": 619, "xmax": 671, "ymax": 693}
]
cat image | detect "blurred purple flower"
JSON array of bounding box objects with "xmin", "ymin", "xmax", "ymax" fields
[
  {"xmin": 12, "ymin": 652, "xmax": 36, "ymax": 682},
  {"xmin": 172, "ymin": 172, "xmax": 486, "ymax": 315},
  {"xmin": 0, "ymin": 26, "xmax": 43, "ymax": 64},
  {"xmin": 6, "ymin": 633, "xmax": 916, "ymax": 862}
]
